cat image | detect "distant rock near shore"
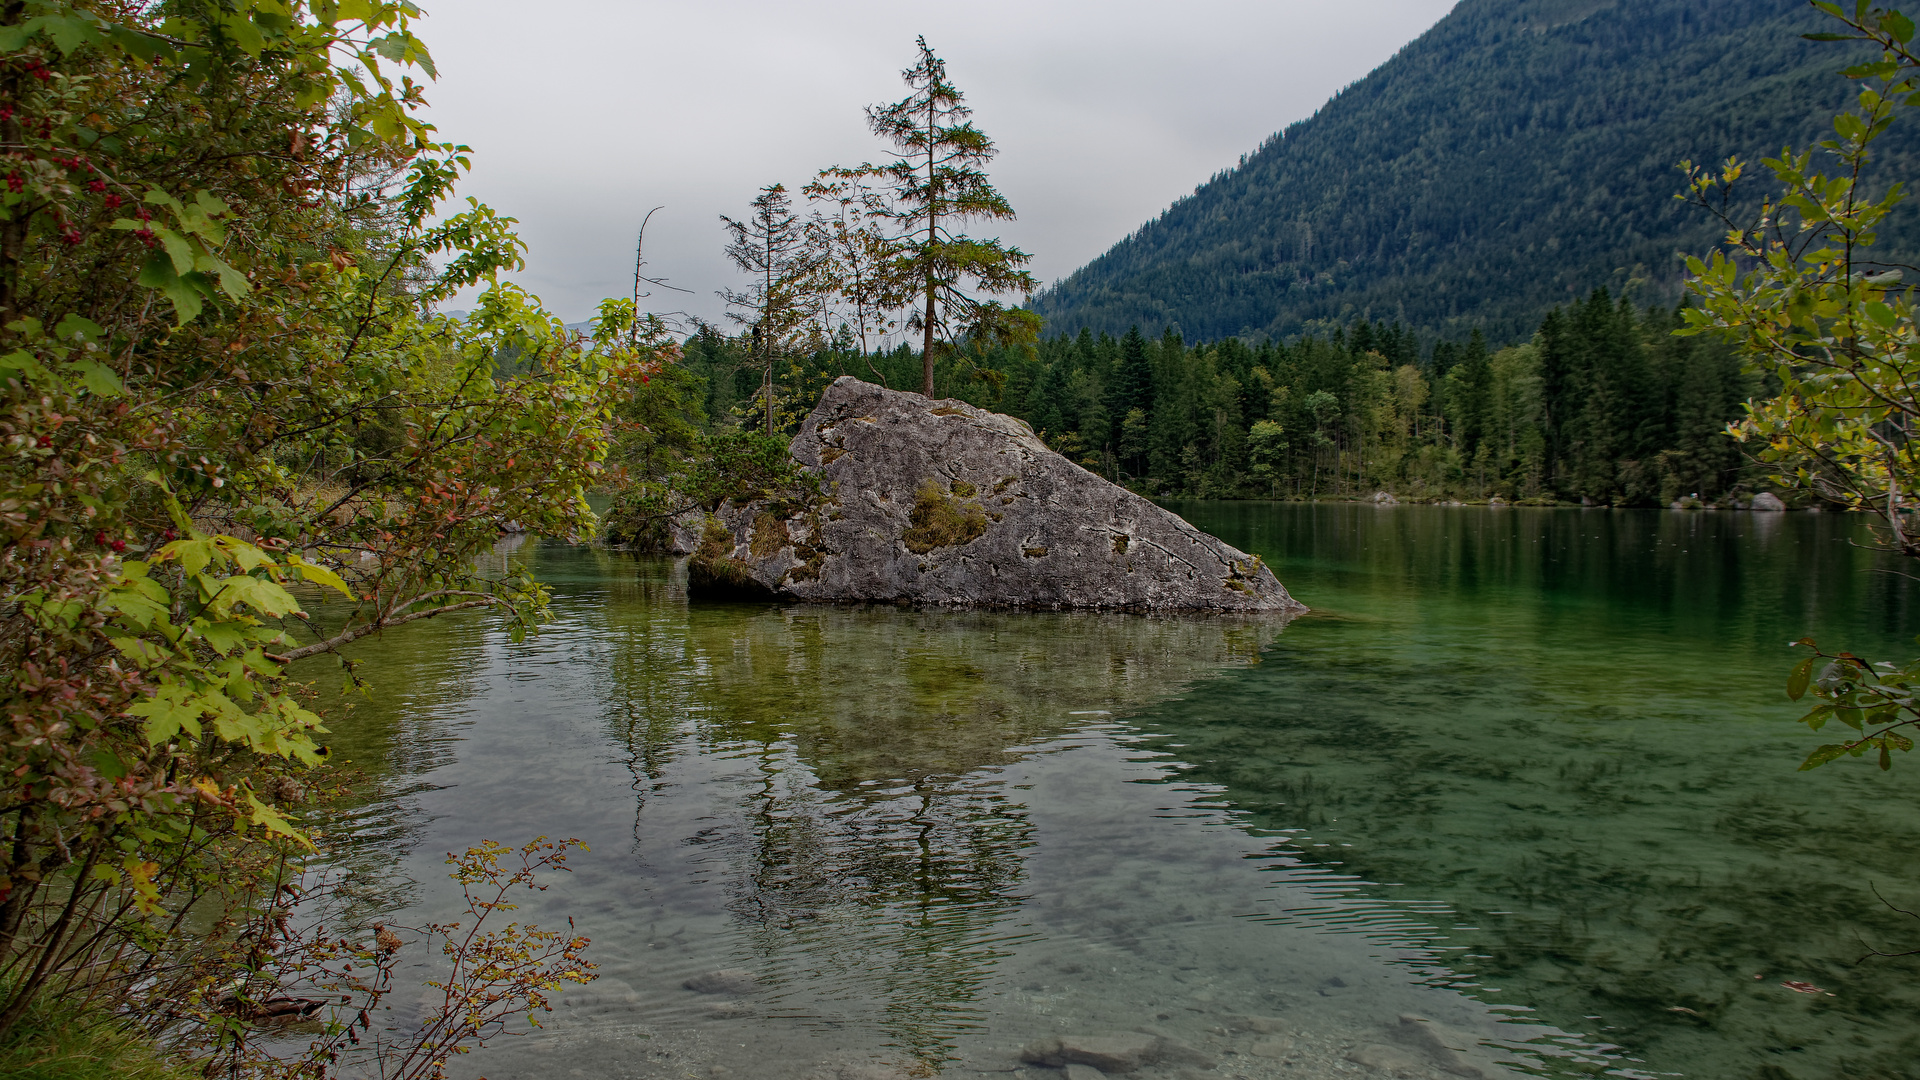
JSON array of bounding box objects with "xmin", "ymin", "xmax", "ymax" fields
[{"xmin": 680, "ymin": 378, "xmax": 1305, "ymax": 613}]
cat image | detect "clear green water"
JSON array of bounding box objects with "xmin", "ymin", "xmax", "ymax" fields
[{"xmin": 312, "ymin": 507, "xmax": 1920, "ymax": 1080}]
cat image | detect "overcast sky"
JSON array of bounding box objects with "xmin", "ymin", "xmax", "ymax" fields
[{"xmin": 416, "ymin": 0, "xmax": 1459, "ymax": 328}]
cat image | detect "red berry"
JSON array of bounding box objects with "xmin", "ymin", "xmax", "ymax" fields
[
  {"xmin": 162, "ymin": 529, "xmax": 177, "ymax": 542},
  {"xmin": 86, "ymin": 180, "xmax": 105, "ymax": 193},
  {"xmin": 111, "ymin": 539, "xmax": 127, "ymax": 553},
  {"xmin": 103, "ymin": 194, "xmax": 120, "ymax": 208},
  {"xmin": 94, "ymin": 530, "xmax": 107, "ymax": 546},
  {"xmin": 5, "ymin": 174, "xmax": 22, "ymax": 194},
  {"xmin": 36, "ymin": 435, "xmax": 51, "ymax": 447}
]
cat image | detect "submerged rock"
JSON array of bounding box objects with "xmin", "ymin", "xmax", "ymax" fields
[
  {"xmin": 1020, "ymin": 1033, "xmax": 1160, "ymax": 1073},
  {"xmin": 1346, "ymin": 1044, "xmax": 1428, "ymax": 1076},
  {"xmin": 1248, "ymin": 1038, "xmax": 1293, "ymax": 1058},
  {"xmin": 682, "ymin": 968, "xmax": 760, "ymax": 994},
  {"xmin": 686, "ymin": 378, "xmax": 1306, "ymax": 613},
  {"xmin": 1750, "ymin": 491, "xmax": 1787, "ymax": 512},
  {"xmin": 1394, "ymin": 1015, "xmax": 1521, "ymax": 1079}
]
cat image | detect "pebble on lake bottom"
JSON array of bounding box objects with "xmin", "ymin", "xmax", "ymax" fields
[{"xmin": 1248, "ymin": 1039, "xmax": 1293, "ymax": 1059}]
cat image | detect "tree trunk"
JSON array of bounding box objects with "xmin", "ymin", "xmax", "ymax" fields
[
  {"xmin": 921, "ymin": 282, "xmax": 936, "ymax": 398},
  {"xmin": 922, "ymin": 95, "xmax": 937, "ymax": 399}
]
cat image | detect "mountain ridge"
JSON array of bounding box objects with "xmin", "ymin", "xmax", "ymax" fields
[{"xmin": 1032, "ymin": 0, "xmax": 1919, "ymax": 344}]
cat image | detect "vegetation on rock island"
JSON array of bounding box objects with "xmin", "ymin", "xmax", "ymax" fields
[
  {"xmin": 0, "ymin": 0, "xmax": 627, "ymax": 1073},
  {"xmin": 603, "ymin": 36, "xmax": 1038, "ymax": 545}
]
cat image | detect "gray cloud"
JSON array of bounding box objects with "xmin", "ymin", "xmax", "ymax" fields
[{"xmin": 417, "ymin": 0, "xmax": 1457, "ymax": 328}]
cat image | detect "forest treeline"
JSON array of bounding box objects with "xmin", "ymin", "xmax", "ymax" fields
[{"xmin": 661, "ymin": 287, "xmax": 1759, "ymax": 508}]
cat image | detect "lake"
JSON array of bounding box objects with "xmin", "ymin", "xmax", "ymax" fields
[{"xmin": 312, "ymin": 504, "xmax": 1920, "ymax": 1080}]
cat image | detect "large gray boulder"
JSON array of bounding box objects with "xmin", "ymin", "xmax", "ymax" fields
[{"xmin": 683, "ymin": 377, "xmax": 1305, "ymax": 613}]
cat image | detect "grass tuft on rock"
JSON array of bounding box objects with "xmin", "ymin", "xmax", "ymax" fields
[
  {"xmin": 750, "ymin": 513, "xmax": 788, "ymax": 559},
  {"xmin": 902, "ymin": 480, "xmax": 989, "ymax": 554},
  {"xmin": 689, "ymin": 515, "xmax": 771, "ymax": 598}
]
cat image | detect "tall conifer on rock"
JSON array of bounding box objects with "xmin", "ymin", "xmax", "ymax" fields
[{"xmin": 855, "ymin": 37, "xmax": 1040, "ymax": 397}]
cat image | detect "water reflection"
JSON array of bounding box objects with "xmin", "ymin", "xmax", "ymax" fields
[
  {"xmin": 309, "ymin": 506, "xmax": 1920, "ymax": 1080},
  {"xmin": 319, "ymin": 549, "xmax": 1305, "ymax": 1071},
  {"xmin": 576, "ymin": 563, "xmax": 1288, "ymax": 1063}
]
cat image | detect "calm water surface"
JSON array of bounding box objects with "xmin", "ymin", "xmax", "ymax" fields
[{"xmin": 313, "ymin": 505, "xmax": 1920, "ymax": 1080}]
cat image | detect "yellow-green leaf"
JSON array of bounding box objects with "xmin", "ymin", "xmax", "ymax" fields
[
  {"xmin": 290, "ymin": 555, "xmax": 355, "ymax": 598},
  {"xmin": 128, "ymin": 684, "xmax": 204, "ymax": 744},
  {"xmin": 246, "ymin": 793, "xmax": 314, "ymax": 848}
]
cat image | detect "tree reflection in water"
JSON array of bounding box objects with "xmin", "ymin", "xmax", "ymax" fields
[{"xmin": 589, "ymin": 563, "xmax": 1289, "ymax": 1065}]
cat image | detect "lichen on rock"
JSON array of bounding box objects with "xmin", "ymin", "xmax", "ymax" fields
[{"xmin": 682, "ymin": 377, "xmax": 1306, "ymax": 613}]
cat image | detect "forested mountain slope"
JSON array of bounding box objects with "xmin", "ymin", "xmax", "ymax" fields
[{"xmin": 1032, "ymin": 0, "xmax": 1920, "ymax": 344}]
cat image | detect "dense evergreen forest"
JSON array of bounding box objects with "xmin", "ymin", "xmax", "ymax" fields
[
  {"xmin": 1032, "ymin": 0, "xmax": 1920, "ymax": 344},
  {"xmin": 669, "ymin": 291, "xmax": 1757, "ymax": 507}
]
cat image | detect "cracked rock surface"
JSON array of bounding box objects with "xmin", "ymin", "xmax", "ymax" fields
[{"xmin": 683, "ymin": 377, "xmax": 1307, "ymax": 613}]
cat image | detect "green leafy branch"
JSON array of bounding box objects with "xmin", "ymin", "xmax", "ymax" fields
[
  {"xmin": 1678, "ymin": 2, "xmax": 1920, "ymax": 549},
  {"xmin": 1785, "ymin": 637, "xmax": 1919, "ymax": 770}
]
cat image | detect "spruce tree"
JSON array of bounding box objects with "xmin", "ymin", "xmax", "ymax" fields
[
  {"xmin": 1445, "ymin": 329, "xmax": 1494, "ymax": 459},
  {"xmin": 1536, "ymin": 306, "xmax": 1580, "ymax": 491},
  {"xmin": 1111, "ymin": 325, "xmax": 1155, "ymax": 420},
  {"xmin": 1029, "ymin": 359, "xmax": 1071, "ymax": 445},
  {"xmin": 859, "ymin": 37, "xmax": 1040, "ymax": 397}
]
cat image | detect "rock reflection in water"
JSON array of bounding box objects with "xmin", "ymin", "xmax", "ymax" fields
[{"xmin": 581, "ymin": 561, "xmax": 1289, "ymax": 1064}]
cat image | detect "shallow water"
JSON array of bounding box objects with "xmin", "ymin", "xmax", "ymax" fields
[{"xmin": 309, "ymin": 505, "xmax": 1920, "ymax": 1080}]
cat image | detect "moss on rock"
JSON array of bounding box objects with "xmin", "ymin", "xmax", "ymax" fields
[{"xmin": 902, "ymin": 480, "xmax": 989, "ymax": 554}]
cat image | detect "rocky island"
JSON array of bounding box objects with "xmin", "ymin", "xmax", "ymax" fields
[{"xmin": 678, "ymin": 378, "xmax": 1306, "ymax": 613}]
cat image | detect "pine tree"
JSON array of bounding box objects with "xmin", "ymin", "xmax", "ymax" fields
[{"xmin": 860, "ymin": 37, "xmax": 1040, "ymax": 396}]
